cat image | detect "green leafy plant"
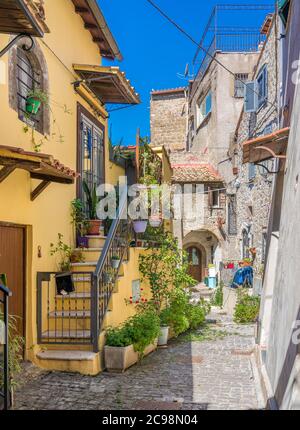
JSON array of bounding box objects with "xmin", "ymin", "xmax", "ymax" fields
[
  {"xmin": 139, "ymin": 232, "xmax": 196, "ymax": 311},
  {"xmin": 234, "ymin": 289, "xmax": 260, "ymax": 324},
  {"xmin": 27, "ymin": 88, "xmax": 49, "ymax": 104},
  {"xmin": 211, "ymin": 283, "xmax": 224, "ymax": 308},
  {"xmin": 82, "ymin": 180, "xmax": 99, "ymax": 220},
  {"xmin": 71, "ymin": 199, "xmax": 90, "ymax": 237},
  {"xmin": 50, "ymin": 233, "xmax": 73, "ymax": 272},
  {"xmin": 111, "ymin": 255, "xmax": 120, "ymax": 261},
  {"xmin": 186, "ymin": 300, "xmax": 210, "ymax": 330},
  {"xmin": 126, "ymin": 308, "xmax": 161, "ymax": 359},
  {"xmin": 106, "ymin": 308, "xmax": 160, "ymax": 360},
  {"xmin": 105, "ymin": 325, "xmax": 133, "ymax": 348},
  {"xmin": 0, "ymin": 311, "xmax": 24, "ymax": 389}
]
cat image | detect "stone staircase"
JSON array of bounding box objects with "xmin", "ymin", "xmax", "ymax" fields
[{"xmin": 36, "ymin": 225, "xmax": 129, "ymax": 375}]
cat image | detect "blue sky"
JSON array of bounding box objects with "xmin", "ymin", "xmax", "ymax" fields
[{"xmin": 99, "ymin": 0, "xmax": 274, "ymax": 146}]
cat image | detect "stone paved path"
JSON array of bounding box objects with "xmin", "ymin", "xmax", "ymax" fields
[{"xmin": 14, "ymin": 312, "xmax": 263, "ymax": 410}]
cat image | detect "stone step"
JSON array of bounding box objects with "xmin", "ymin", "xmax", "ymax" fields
[
  {"xmin": 42, "ymin": 330, "xmax": 91, "ymax": 339},
  {"xmin": 76, "ymin": 248, "xmax": 103, "ymax": 261},
  {"xmin": 36, "ymin": 350, "xmax": 97, "ymax": 362},
  {"xmin": 86, "ymin": 235, "xmax": 106, "ymax": 248}
]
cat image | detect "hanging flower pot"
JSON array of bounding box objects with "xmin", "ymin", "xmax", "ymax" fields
[
  {"xmin": 26, "ymin": 97, "xmax": 42, "ymax": 115},
  {"xmin": 111, "ymin": 256, "xmax": 121, "ymax": 269},
  {"xmin": 133, "ymin": 220, "xmax": 148, "ymax": 234},
  {"xmin": 149, "ymin": 216, "xmax": 162, "ymax": 228}
]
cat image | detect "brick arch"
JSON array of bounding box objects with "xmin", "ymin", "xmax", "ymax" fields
[{"xmin": 8, "ymin": 37, "xmax": 50, "ymax": 135}]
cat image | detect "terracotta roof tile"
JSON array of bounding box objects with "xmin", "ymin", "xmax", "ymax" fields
[{"xmin": 171, "ymin": 163, "xmax": 222, "ymax": 183}]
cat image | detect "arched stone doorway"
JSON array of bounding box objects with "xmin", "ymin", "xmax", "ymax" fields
[
  {"xmin": 186, "ymin": 245, "xmax": 206, "ymax": 283},
  {"xmin": 183, "ymin": 229, "xmax": 223, "ymax": 283}
]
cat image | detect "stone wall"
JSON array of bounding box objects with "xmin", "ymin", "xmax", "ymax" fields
[
  {"xmin": 150, "ymin": 89, "xmax": 188, "ymax": 151},
  {"xmin": 226, "ymin": 16, "xmax": 278, "ymax": 277}
]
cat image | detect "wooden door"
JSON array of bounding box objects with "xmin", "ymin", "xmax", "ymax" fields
[
  {"xmin": 0, "ymin": 225, "xmax": 25, "ymax": 337},
  {"xmin": 187, "ymin": 246, "xmax": 202, "ymax": 283}
]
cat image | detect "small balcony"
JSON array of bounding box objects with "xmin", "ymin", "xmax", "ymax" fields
[{"xmin": 192, "ymin": 4, "xmax": 274, "ymax": 81}]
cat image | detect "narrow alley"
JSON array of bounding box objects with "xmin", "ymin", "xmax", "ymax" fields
[{"xmin": 14, "ymin": 312, "xmax": 262, "ymax": 411}]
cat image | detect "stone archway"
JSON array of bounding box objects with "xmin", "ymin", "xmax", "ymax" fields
[{"xmin": 183, "ymin": 229, "xmax": 222, "ymax": 282}]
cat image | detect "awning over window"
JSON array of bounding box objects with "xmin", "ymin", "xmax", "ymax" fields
[
  {"xmin": 0, "ymin": 0, "xmax": 49, "ymax": 37},
  {"xmin": 73, "ymin": 64, "xmax": 140, "ymax": 105},
  {"xmin": 0, "ymin": 145, "xmax": 77, "ymax": 200},
  {"xmin": 242, "ymin": 128, "xmax": 289, "ymax": 164}
]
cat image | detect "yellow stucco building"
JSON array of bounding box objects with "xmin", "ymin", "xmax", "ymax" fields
[{"xmin": 0, "ymin": 0, "xmax": 156, "ymax": 375}]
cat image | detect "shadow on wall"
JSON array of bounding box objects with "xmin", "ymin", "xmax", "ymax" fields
[{"xmin": 267, "ymin": 305, "xmax": 300, "ymax": 409}]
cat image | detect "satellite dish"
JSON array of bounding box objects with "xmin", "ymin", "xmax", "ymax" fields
[{"xmin": 184, "ymin": 63, "xmax": 189, "ymax": 78}]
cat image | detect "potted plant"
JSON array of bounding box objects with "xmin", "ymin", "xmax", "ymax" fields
[
  {"xmin": 133, "ymin": 218, "xmax": 148, "ymax": 234},
  {"xmin": 149, "ymin": 215, "xmax": 162, "ymax": 228},
  {"xmin": 82, "ymin": 180, "xmax": 102, "ymax": 235},
  {"xmin": 105, "ymin": 309, "xmax": 160, "ymax": 372},
  {"xmin": 26, "ymin": 89, "xmax": 49, "ymax": 115},
  {"xmin": 243, "ymin": 258, "xmax": 252, "ymax": 267},
  {"xmin": 71, "ymin": 199, "xmax": 90, "ymax": 248},
  {"xmin": 158, "ymin": 310, "xmax": 170, "ymax": 347},
  {"xmin": 111, "ymin": 255, "xmax": 121, "ymax": 269}
]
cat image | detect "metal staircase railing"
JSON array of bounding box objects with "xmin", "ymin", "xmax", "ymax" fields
[
  {"xmin": 0, "ymin": 280, "xmax": 11, "ymax": 410},
  {"xmin": 91, "ymin": 190, "xmax": 132, "ymax": 352}
]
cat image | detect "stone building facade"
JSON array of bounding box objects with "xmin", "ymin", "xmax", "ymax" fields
[
  {"xmin": 225, "ymin": 15, "xmax": 279, "ymax": 286},
  {"xmin": 150, "ymin": 12, "xmax": 276, "ymax": 285},
  {"xmin": 150, "ymin": 87, "xmax": 188, "ymax": 152}
]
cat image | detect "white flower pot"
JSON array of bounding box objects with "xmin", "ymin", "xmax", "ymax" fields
[
  {"xmin": 158, "ymin": 326, "xmax": 169, "ymax": 346},
  {"xmin": 111, "ymin": 259, "xmax": 120, "ymax": 269},
  {"xmin": 149, "ymin": 218, "xmax": 162, "ymax": 228}
]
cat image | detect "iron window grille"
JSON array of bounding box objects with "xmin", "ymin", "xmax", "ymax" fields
[
  {"xmin": 16, "ymin": 48, "xmax": 43, "ymax": 133},
  {"xmin": 234, "ymin": 73, "xmax": 249, "ymax": 98}
]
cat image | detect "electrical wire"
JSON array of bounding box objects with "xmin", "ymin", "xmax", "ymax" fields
[{"xmin": 145, "ymin": 0, "xmax": 277, "ymax": 110}]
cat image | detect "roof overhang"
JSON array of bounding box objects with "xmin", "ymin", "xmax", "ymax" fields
[
  {"xmin": 73, "ymin": 64, "xmax": 140, "ymax": 105},
  {"xmin": 171, "ymin": 164, "xmax": 223, "ymax": 184},
  {"xmin": 71, "ymin": 0, "xmax": 122, "ymax": 61},
  {"xmin": 243, "ymin": 127, "xmax": 289, "ymax": 164},
  {"xmin": 0, "ymin": 145, "xmax": 76, "ymax": 200},
  {"xmin": 0, "ymin": 0, "xmax": 49, "ymax": 37}
]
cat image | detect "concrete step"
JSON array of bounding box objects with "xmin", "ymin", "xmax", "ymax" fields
[
  {"xmin": 37, "ymin": 350, "xmax": 97, "ymax": 362},
  {"xmin": 35, "ymin": 349, "xmax": 101, "ymax": 375},
  {"xmin": 86, "ymin": 235, "xmax": 106, "ymax": 248},
  {"xmin": 49, "ymin": 310, "xmax": 91, "ymax": 318},
  {"xmin": 76, "ymin": 248, "xmax": 103, "ymax": 261},
  {"xmin": 55, "ymin": 292, "xmax": 91, "ymax": 300}
]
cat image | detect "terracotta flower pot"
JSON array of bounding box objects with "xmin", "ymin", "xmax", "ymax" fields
[{"xmin": 87, "ymin": 219, "xmax": 102, "ymax": 235}]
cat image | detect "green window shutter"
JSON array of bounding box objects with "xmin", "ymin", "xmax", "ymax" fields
[{"xmin": 278, "ymin": 0, "xmax": 290, "ymax": 25}]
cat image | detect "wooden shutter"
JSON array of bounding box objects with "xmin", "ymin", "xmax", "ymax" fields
[{"xmin": 244, "ymin": 81, "xmax": 257, "ymax": 113}]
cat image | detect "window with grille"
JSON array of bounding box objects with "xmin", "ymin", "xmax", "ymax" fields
[
  {"xmin": 228, "ymin": 195, "xmax": 237, "ymax": 235},
  {"xmin": 17, "ymin": 48, "xmax": 43, "ymax": 133},
  {"xmin": 79, "ymin": 113, "xmax": 105, "ymax": 216},
  {"xmin": 234, "ymin": 73, "xmax": 249, "ymax": 98}
]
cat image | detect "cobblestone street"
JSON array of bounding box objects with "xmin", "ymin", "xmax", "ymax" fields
[{"xmin": 14, "ymin": 313, "xmax": 263, "ymax": 411}]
